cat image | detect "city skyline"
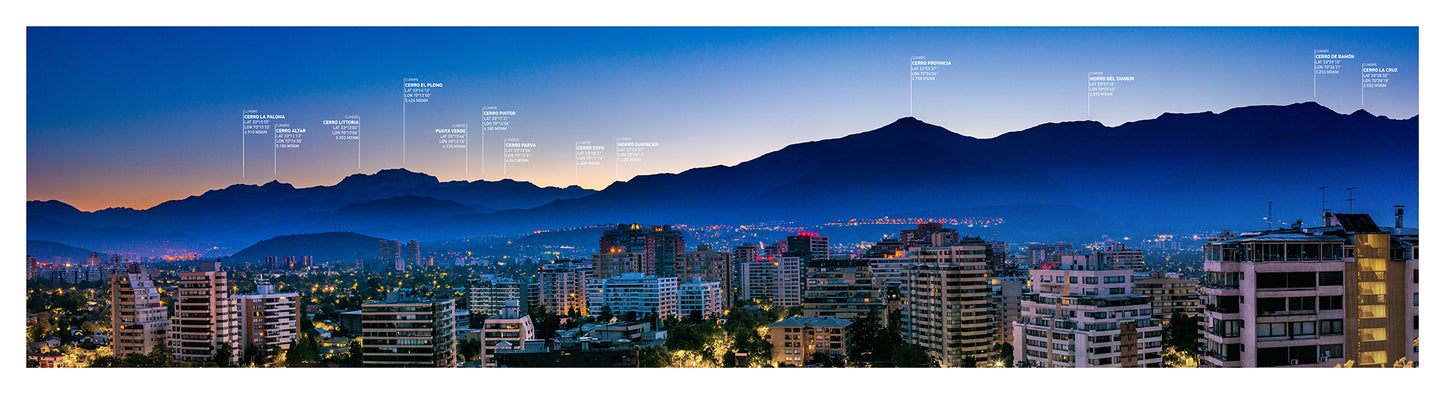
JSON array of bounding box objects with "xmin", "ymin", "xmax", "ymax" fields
[{"xmin": 27, "ymin": 27, "xmax": 1418, "ymax": 211}]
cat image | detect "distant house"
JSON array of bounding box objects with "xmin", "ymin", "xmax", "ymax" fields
[
  {"xmin": 766, "ymin": 317, "xmax": 852, "ymax": 366},
  {"xmin": 28, "ymin": 352, "xmax": 65, "ymax": 368},
  {"xmin": 338, "ymin": 310, "xmax": 363, "ymax": 335}
]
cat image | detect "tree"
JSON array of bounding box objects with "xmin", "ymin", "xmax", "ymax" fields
[
  {"xmin": 598, "ymin": 305, "xmax": 615, "ymax": 322},
  {"xmin": 639, "ymin": 346, "xmax": 672, "ymax": 367},
  {"xmin": 80, "ymin": 321, "xmax": 101, "ymax": 335},
  {"xmin": 264, "ymin": 348, "xmax": 288, "ymax": 368},
  {"xmin": 989, "ymin": 342, "xmax": 1014, "ymax": 367},
  {"xmin": 1162, "ymin": 346, "xmax": 1198, "ymax": 368},
  {"xmin": 27, "ymin": 320, "xmax": 52, "ymax": 343},
  {"xmin": 1164, "ymin": 310, "xmax": 1199, "ymax": 354},
  {"xmin": 212, "ymin": 342, "xmax": 234, "ymax": 368},
  {"xmin": 242, "ymin": 345, "xmax": 262, "ymax": 367},
  {"xmin": 810, "ymin": 352, "xmax": 846, "ymax": 367},
  {"xmin": 460, "ymin": 339, "xmax": 482, "ymax": 363},
  {"xmin": 892, "ymin": 343, "xmax": 939, "ymax": 367},
  {"xmin": 344, "ymin": 337, "xmax": 364, "ymax": 367},
  {"xmin": 287, "ymin": 334, "xmax": 322, "ymax": 364},
  {"xmin": 147, "ymin": 343, "xmax": 174, "ymax": 367},
  {"xmin": 848, "ymin": 309, "xmax": 891, "ymax": 363}
]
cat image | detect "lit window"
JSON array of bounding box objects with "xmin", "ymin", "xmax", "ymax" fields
[{"xmin": 1357, "ymin": 328, "xmax": 1387, "ymax": 342}]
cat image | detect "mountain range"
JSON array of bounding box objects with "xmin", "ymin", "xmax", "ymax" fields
[
  {"xmin": 226, "ymin": 232, "xmax": 386, "ymax": 265},
  {"xmin": 28, "ymin": 102, "xmax": 1418, "ymax": 257},
  {"xmin": 27, "ymin": 171, "xmax": 594, "ymax": 255}
]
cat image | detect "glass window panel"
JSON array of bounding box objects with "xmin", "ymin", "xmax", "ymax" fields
[
  {"xmin": 1358, "ymin": 328, "xmax": 1387, "ymax": 342},
  {"xmin": 1358, "ymin": 305, "xmax": 1386, "ymax": 319}
]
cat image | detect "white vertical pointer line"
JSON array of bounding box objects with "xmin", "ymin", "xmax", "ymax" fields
[
  {"xmin": 402, "ymin": 80, "xmax": 407, "ymax": 165},
  {"xmin": 480, "ymin": 109, "xmax": 488, "ymax": 176},
  {"xmin": 465, "ymin": 123, "xmax": 469, "ymax": 178}
]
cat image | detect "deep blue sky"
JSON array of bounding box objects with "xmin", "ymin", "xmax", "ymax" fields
[{"xmin": 27, "ymin": 27, "xmax": 1418, "ymax": 211}]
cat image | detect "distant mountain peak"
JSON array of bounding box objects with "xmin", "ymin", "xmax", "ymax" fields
[
  {"xmin": 1349, "ymin": 109, "xmax": 1377, "ymax": 117},
  {"xmin": 852, "ymin": 116, "xmax": 963, "ymax": 139},
  {"xmin": 1220, "ymin": 101, "xmax": 1339, "ymax": 118},
  {"xmin": 260, "ymin": 180, "xmax": 295, "ymax": 191},
  {"xmin": 335, "ymin": 168, "xmax": 440, "ymax": 189}
]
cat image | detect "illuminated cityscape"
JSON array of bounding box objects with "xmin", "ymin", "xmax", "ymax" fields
[{"xmin": 21, "ymin": 24, "xmax": 1420, "ymax": 378}]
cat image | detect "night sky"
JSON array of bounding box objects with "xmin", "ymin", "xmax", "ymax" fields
[{"xmin": 27, "ymin": 27, "xmax": 1419, "ymax": 211}]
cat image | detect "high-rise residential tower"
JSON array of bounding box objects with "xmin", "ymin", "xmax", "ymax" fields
[
  {"xmin": 109, "ymin": 263, "xmax": 171, "ymax": 357},
  {"xmin": 169, "ymin": 261, "xmax": 240, "ymax": 365}
]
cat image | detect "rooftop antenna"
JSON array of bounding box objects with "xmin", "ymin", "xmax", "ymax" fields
[
  {"xmin": 1319, "ymin": 186, "xmax": 1329, "ymax": 226},
  {"xmin": 1345, "ymin": 187, "xmax": 1355, "ymax": 213},
  {"xmin": 1264, "ymin": 201, "xmax": 1273, "ymax": 229}
]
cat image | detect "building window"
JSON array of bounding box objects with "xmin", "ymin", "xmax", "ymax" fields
[
  {"xmin": 1257, "ymin": 323, "xmax": 1287, "ymax": 338},
  {"xmin": 1288, "ymin": 297, "xmax": 1316, "ymax": 313},
  {"xmin": 1109, "ymin": 288, "xmax": 1125, "ymax": 295},
  {"xmin": 1290, "ymin": 321, "xmax": 1316, "ymax": 337},
  {"xmin": 1318, "ymin": 271, "xmax": 1344, "ymax": 286},
  {"xmin": 1257, "ymin": 272, "xmax": 1316, "ymax": 289},
  {"xmin": 1358, "ymin": 305, "xmax": 1387, "ymax": 319},
  {"xmin": 1220, "ymin": 320, "xmax": 1241, "ymax": 338},
  {"xmin": 1319, "ymin": 295, "xmax": 1343, "ymax": 310},
  {"xmin": 1358, "ymin": 350, "xmax": 1387, "ymax": 365},
  {"xmin": 1319, "ymin": 319, "xmax": 1344, "ymax": 335},
  {"xmin": 1257, "ymin": 298, "xmax": 1287, "ymax": 316},
  {"xmin": 1084, "ymin": 277, "xmax": 1098, "ymax": 284},
  {"xmin": 1319, "ymin": 344, "xmax": 1343, "ymax": 360},
  {"xmin": 1357, "ymin": 328, "xmax": 1387, "ymax": 342}
]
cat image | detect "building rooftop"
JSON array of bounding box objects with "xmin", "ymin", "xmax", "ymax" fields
[
  {"xmin": 1209, "ymin": 230, "xmax": 1345, "ymax": 244},
  {"xmin": 365, "ymin": 289, "xmax": 454, "ymax": 305},
  {"xmin": 768, "ymin": 316, "xmax": 853, "ymax": 328},
  {"xmin": 1330, "ymin": 213, "xmax": 1381, "ymax": 233}
]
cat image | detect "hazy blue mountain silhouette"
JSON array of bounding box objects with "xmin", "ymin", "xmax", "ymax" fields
[
  {"xmin": 26, "ymin": 169, "xmax": 595, "ymax": 252},
  {"xmin": 410, "ymin": 103, "xmax": 1416, "ymax": 239},
  {"xmin": 28, "ymin": 102, "xmax": 1418, "ymax": 253},
  {"xmin": 27, "ymin": 240, "xmax": 111, "ymax": 265},
  {"xmin": 225, "ymin": 231, "xmax": 386, "ymax": 264}
]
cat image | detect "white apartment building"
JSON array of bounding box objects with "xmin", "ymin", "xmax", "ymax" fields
[
  {"xmin": 232, "ymin": 278, "xmax": 299, "ymax": 357},
  {"xmin": 480, "ymin": 300, "xmax": 535, "ymax": 367},
  {"xmin": 678, "ymin": 278, "xmax": 725, "ymax": 319},
  {"xmin": 169, "ymin": 262, "xmax": 241, "ymax": 365},
  {"xmin": 1013, "ymin": 262, "xmax": 1164, "ymax": 368},
  {"xmin": 1199, "ymin": 212, "xmax": 1418, "ymax": 367},
  {"xmin": 587, "ymin": 273, "xmax": 679, "ymax": 319},
  {"xmin": 109, "ymin": 264, "xmax": 170, "ymax": 356},
  {"xmin": 900, "ymin": 237, "xmax": 994, "ymax": 367},
  {"xmin": 741, "ymin": 256, "xmax": 802, "ymax": 306},
  {"xmin": 468, "ymin": 275, "xmax": 522, "ymax": 317}
]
